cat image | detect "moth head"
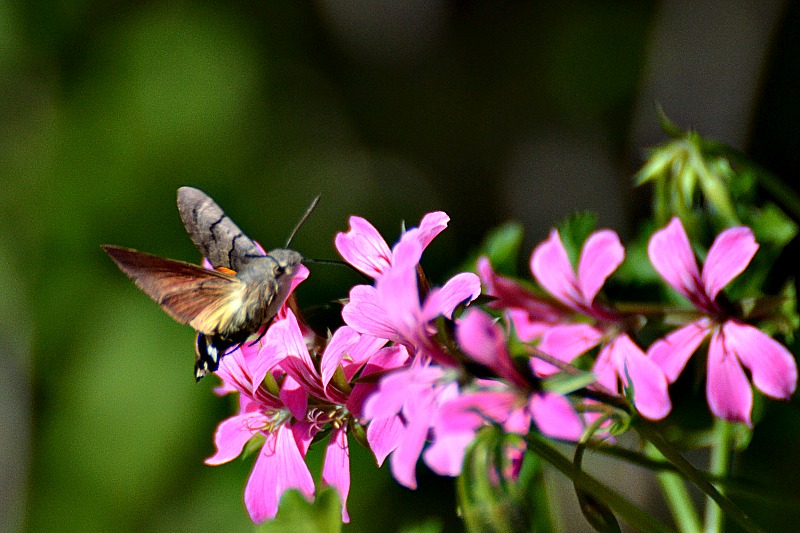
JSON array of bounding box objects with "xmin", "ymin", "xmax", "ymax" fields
[{"xmin": 265, "ymin": 248, "xmax": 304, "ymax": 278}]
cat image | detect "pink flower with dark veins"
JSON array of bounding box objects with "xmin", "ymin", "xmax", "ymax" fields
[
  {"xmin": 206, "ymin": 307, "xmax": 391, "ymax": 523},
  {"xmin": 422, "ymin": 309, "xmax": 585, "ymax": 480},
  {"xmin": 477, "ymin": 257, "xmax": 568, "ymax": 342},
  {"xmin": 361, "ymin": 361, "xmax": 457, "ymax": 489},
  {"xmin": 342, "ymin": 232, "xmax": 481, "ymax": 365},
  {"xmin": 648, "ymin": 217, "xmax": 797, "ymax": 425},
  {"xmin": 529, "ymin": 228, "xmax": 671, "ymax": 421},
  {"xmin": 205, "ymin": 348, "xmax": 315, "ymax": 524}
]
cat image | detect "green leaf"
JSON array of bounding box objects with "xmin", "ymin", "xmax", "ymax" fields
[
  {"xmin": 656, "ymin": 104, "xmax": 686, "ymax": 138},
  {"xmin": 241, "ymin": 433, "xmax": 266, "ymax": 461},
  {"xmin": 399, "ymin": 518, "xmax": 444, "ymax": 533},
  {"xmin": 482, "ymin": 222, "xmax": 524, "ymax": 276},
  {"xmin": 746, "ymin": 203, "xmax": 798, "ymax": 249},
  {"xmin": 329, "ymin": 365, "xmax": 352, "ymax": 395},
  {"xmin": 542, "ymin": 370, "xmax": 596, "ymax": 395},
  {"xmin": 256, "ymin": 488, "xmax": 343, "ymax": 533}
]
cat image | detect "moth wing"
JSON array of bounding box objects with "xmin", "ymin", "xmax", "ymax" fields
[
  {"xmin": 102, "ymin": 245, "xmax": 245, "ymax": 335},
  {"xmin": 176, "ymin": 187, "xmax": 263, "ymax": 271}
]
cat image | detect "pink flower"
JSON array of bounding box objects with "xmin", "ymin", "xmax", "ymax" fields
[
  {"xmin": 450, "ymin": 309, "xmax": 585, "ymax": 441},
  {"xmin": 335, "ymin": 212, "xmax": 449, "ymax": 278},
  {"xmin": 205, "ymin": 307, "xmax": 392, "ymax": 524},
  {"xmin": 342, "ymin": 232, "xmax": 481, "ymax": 365},
  {"xmin": 362, "ymin": 361, "xmax": 457, "ymax": 489},
  {"xmin": 205, "ymin": 349, "xmax": 315, "ymax": 523},
  {"xmin": 477, "ymin": 257, "xmax": 568, "ymax": 341},
  {"xmin": 648, "ymin": 217, "xmax": 797, "ymax": 425},
  {"xmin": 261, "ymin": 310, "xmax": 393, "ymax": 521},
  {"xmin": 529, "ymin": 228, "xmax": 671, "ymax": 420}
]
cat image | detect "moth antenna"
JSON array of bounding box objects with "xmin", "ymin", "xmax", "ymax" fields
[
  {"xmin": 285, "ymin": 195, "xmax": 321, "ymax": 247},
  {"xmin": 303, "ymin": 257, "xmax": 371, "ymax": 281}
]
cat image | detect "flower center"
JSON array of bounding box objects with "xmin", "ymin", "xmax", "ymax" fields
[{"xmin": 306, "ymin": 405, "xmax": 350, "ymax": 432}]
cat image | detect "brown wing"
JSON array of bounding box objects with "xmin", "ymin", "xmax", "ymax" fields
[{"xmin": 102, "ymin": 245, "xmax": 246, "ymax": 335}]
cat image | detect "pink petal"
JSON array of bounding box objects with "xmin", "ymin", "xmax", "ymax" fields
[
  {"xmin": 577, "ymin": 230, "xmax": 624, "ymax": 304},
  {"xmin": 707, "ymin": 329, "xmax": 753, "ymax": 425},
  {"xmin": 216, "ymin": 348, "xmax": 253, "ymax": 396},
  {"xmin": 609, "ymin": 334, "xmax": 671, "ymax": 420},
  {"xmin": 347, "ymin": 347, "xmax": 410, "ymax": 417},
  {"xmin": 722, "ymin": 321, "xmax": 797, "ymax": 400},
  {"xmin": 322, "ymin": 427, "xmax": 351, "ymax": 522},
  {"xmin": 529, "ymin": 392, "xmax": 583, "ymax": 441},
  {"xmin": 592, "ymin": 345, "xmax": 618, "ymax": 392},
  {"xmin": 280, "ymin": 375, "xmax": 308, "ymax": 421},
  {"xmin": 366, "ymin": 415, "xmax": 404, "ymax": 466},
  {"xmin": 416, "ymin": 211, "xmax": 450, "ymax": 249},
  {"xmin": 422, "ymin": 272, "xmax": 482, "ymax": 321},
  {"xmin": 244, "ymin": 426, "xmax": 315, "ymax": 523},
  {"xmin": 363, "ymin": 365, "xmax": 444, "ymax": 420},
  {"xmin": 374, "ymin": 263, "xmax": 422, "ymax": 340},
  {"xmin": 281, "ymin": 357, "xmax": 327, "ymax": 402},
  {"xmin": 648, "ymin": 318, "xmax": 712, "ymax": 382},
  {"xmin": 437, "ymin": 390, "xmax": 517, "ymax": 432},
  {"xmin": 205, "ymin": 411, "xmax": 263, "ymax": 465},
  {"xmin": 288, "ymin": 263, "xmax": 310, "ymax": 292},
  {"xmin": 533, "ymin": 324, "xmax": 602, "ymax": 375},
  {"xmin": 531, "ymin": 229, "xmax": 583, "ymax": 309},
  {"xmin": 503, "ymin": 405, "xmax": 532, "ymax": 435},
  {"xmin": 423, "ymin": 430, "xmax": 473, "ymax": 477},
  {"xmin": 278, "ymin": 312, "xmax": 312, "ymax": 367},
  {"xmin": 456, "ymin": 309, "xmax": 508, "ymax": 371},
  {"xmin": 702, "ymin": 227, "xmax": 758, "ymax": 301},
  {"xmin": 342, "ymin": 284, "xmax": 401, "ymax": 341},
  {"xmin": 390, "ymin": 233, "xmax": 424, "ymax": 271},
  {"xmin": 320, "ymin": 326, "xmax": 361, "ymax": 389},
  {"xmin": 340, "ymin": 334, "xmax": 388, "ymax": 379},
  {"xmin": 648, "ymin": 217, "xmax": 704, "ymax": 305},
  {"xmin": 334, "ymin": 216, "xmax": 392, "ymax": 278},
  {"xmin": 390, "ymin": 408, "xmax": 430, "ymax": 489},
  {"xmin": 479, "ymin": 257, "xmax": 565, "ymax": 318},
  {"xmin": 351, "ymin": 344, "xmax": 410, "ymax": 384},
  {"xmin": 253, "ymin": 312, "xmax": 310, "ymax": 388},
  {"xmin": 290, "ymin": 421, "xmax": 316, "ymax": 456},
  {"xmin": 508, "ymin": 309, "xmax": 557, "ymax": 342}
]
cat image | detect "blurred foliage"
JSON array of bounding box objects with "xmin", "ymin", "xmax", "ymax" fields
[{"xmin": 3, "ymin": 1, "xmax": 800, "ymax": 532}]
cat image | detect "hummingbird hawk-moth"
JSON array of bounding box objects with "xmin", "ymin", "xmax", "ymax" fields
[{"xmin": 103, "ymin": 187, "xmax": 317, "ymax": 381}]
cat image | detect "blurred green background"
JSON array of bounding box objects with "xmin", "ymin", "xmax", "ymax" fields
[{"xmin": 3, "ymin": 1, "xmax": 800, "ymax": 531}]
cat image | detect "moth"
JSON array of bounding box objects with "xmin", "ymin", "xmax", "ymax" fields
[{"xmin": 103, "ymin": 186, "xmax": 317, "ymax": 381}]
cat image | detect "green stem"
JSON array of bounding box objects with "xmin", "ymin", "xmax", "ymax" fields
[
  {"xmin": 636, "ymin": 422, "xmax": 763, "ymax": 533},
  {"xmin": 525, "ymin": 434, "xmax": 672, "ymax": 533},
  {"xmin": 647, "ymin": 444, "xmax": 702, "ymax": 533},
  {"xmin": 704, "ymin": 419, "xmax": 731, "ymax": 533}
]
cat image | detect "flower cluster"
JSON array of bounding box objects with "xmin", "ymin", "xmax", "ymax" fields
[{"xmin": 204, "ymin": 210, "xmax": 797, "ymax": 525}]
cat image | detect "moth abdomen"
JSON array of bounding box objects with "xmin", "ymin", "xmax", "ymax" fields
[
  {"xmin": 195, "ymin": 331, "xmax": 247, "ymax": 381},
  {"xmin": 177, "ymin": 187, "xmax": 262, "ymax": 272}
]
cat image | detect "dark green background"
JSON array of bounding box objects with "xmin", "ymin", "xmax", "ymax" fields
[{"xmin": 3, "ymin": 2, "xmax": 800, "ymax": 531}]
